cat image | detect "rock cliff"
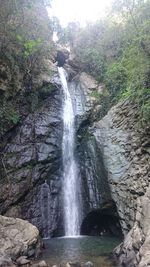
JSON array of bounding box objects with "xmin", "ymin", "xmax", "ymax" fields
[
  {"xmin": 0, "ymin": 68, "xmax": 64, "ymax": 237},
  {"xmin": 0, "ymin": 65, "xmax": 117, "ymax": 237},
  {"xmin": 93, "ymin": 100, "xmax": 150, "ymax": 266},
  {"xmin": 1, "ymin": 29, "xmax": 149, "ymax": 263}
]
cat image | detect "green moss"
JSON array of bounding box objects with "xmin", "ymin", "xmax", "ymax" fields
[
  {"xmin": 39, "ymin": 84, "xmax": 54, "ymax": 98},
  {"xmin": 90, "ymin": 90, "xmax": 100, "ymax": 99},
  {"xmin": 9, "ymin": 112, "xmax": 20, "ymax": 124},
  {"xmin": 0, "ymin": 100, "xmax": 21, "ymax": 136}
]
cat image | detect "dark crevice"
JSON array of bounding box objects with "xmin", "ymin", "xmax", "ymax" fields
[
  {"xmin": 80, "ymin": 202, "xmax": 123, "ymax": 237},
  {"xmin": 56, "ymin": 50, "xmax": 69, "ymax": 67}
]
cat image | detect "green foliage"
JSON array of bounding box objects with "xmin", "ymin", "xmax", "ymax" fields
[
  {"xmin": 0, "ymin": 0, "xmax": 55, "ymax": 137},
  {"xmin": 24, "ymin": 39, "xmax": 42, "ymax": 58},
  {"xmin": 104, "ymin": 63, "xmax": 127, "ymax": 98},
  {"xmin": 141, "ymin": 96, "xmax": 150, "ymax": 123},
  {"xmin": 0, "ymin": 100, "xmax": 21, "ymax": 135},
  {"xmin": 90, "ymin": 90, "xmax": 101, "ymax": 99},
  {"xmin": 16, "ymin": 35, "xmax": 42, "ymax": 58},
  {"xmin": 79, "ymin": 48, "xmax": 105, "ymax": 81},
  {"xmin": 63, "ymin": 0, "xmax": 150, "ymax": 122},
  {"xmin": 9, "ymin": 112, "xmax": 20, "ymax": 124},
  {"xmin": 0, "ymin": 0, "xmax": 54, "ymax": 75}
]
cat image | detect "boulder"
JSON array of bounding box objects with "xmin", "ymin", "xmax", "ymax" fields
[
  {"xmin": 16, "ymin": 256, "xmax": 30, "ymax": 265},
  {"xmin": 68, "ymin": 262, "xmax": 81, "ymax": 267},
  {"xmin": 0, "ymin": 256, "xmax": 16, "ymax": 267},
  {"xmin": 67, "ymin": 54, "xmax": 81, "ymax": 70},
  {"xmin": 79, "ymin": 72, "xmax": 98, "ymax": 90},
  {"xmin": 83, "ymin": 262, "xmax": 94, "ymax": 267},
  {"xmin": 0, "ymin": 216, "xmax": 40, "ymax": 265}
]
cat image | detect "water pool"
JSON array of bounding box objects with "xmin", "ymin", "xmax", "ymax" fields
[{"xmin": 41, "ymin": 236, "xmax": 122, "ymax": 267}]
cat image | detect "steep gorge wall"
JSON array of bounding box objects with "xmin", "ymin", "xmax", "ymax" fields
[
  {"xmin": 0, "ymin": 70, "xmax": 64, "ymax": 236},
  {"xmin": 1, "ymin": 38, "xmax": 149, "ymax": 265},
  {"xmin": 0, "ymin": 64, "xmax": 113, "ymax": 236},
  {"xmin": 1, "ymin": 56, "xmax": 149, "ymax": 267},
  {"xmin": 0, "ymin": 0, "xmax": 62, "ymax": 237},
  {"xmin": 93, "ymin": 100, "xmax": 150, "ymax": 266}
]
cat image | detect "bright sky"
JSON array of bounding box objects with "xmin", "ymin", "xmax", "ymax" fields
[{"xmin": 48, "ymin": 0, "xmax": 113, "ymax": 26}]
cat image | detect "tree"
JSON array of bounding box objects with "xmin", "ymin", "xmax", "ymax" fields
[{"xmin": 111, "ymin": 0, "xmax": 150, "ymax": 55}]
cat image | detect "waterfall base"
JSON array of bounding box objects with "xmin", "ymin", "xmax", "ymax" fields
[{"xmin": 41, "ymin": 236, "xmax": 122, "ymax": 267}]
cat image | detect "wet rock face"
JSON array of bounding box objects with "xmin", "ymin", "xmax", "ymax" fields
[
  {"xmin": 78, "ymin": 135, "xmax": 111, "ymax": 213},
  {"xmin": 93, "ymin": 100, "xmax": 150, "ymax": 266},
  {"xmin": 0, "ymin": 78, "xmax": 63, "ymax": 236},
  {"xmin": 0, "ymin": 68, "xmax": 104, "ymax": 237},
  {"xmin": 56, "ymin": 49, "xmax": 70, "ymax": 67},
  {"xmin": 67, "ymin": 70, "xmax": 114, "ymax": 225},
  {"xmin": 0, "ymin": 67, "xmax": 116, "ymax": 238}
]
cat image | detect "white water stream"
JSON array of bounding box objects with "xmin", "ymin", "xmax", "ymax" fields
[
  {"xmin": 58, "ymin": 67, "xmax": 80, "ymax": 236},
  {"xmin": 40, "ymin": 181, "xmax": 51, "ymax": 238}
]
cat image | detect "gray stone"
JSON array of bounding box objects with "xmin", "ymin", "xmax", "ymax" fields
[
  {"xmin": 0, "ymin": 216, "xmax": 39, "ymax": 263},
  {"xmin": 0, "ymin": 256, "xmax": 15, "ymax": 267},
  {"xmin": 16, "ymin": 256, "xmax": 30, "ymax": 265},
  {"xmin": 69, "ymin": 262, "xmax": 81, "ymax": 267},
  {"xmin": 84, "ymin": 261, "xmax": 94, "ymax": 267},
  {"xmin": 37, "ymin": 261, "xmax": 48, "ymax": 267},
  {"xmin": 79, "ymin": 72, "xmax": 98, "ymax": 90}
]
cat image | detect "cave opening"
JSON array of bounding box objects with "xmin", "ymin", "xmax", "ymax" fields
[{"xmin": 80, "ymin": 203, "xmax": 122, "ymax": 237}]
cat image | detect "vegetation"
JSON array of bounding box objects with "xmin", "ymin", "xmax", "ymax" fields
[
  {"xmin": 0, "ymin": 0, "xmax": 149, "ymax": 138},
  {"xmin": 0, "ymin": 0, "xmax": 54, "ymax": 137},
  {"xmin": 58, "ymin": 0, "xmax": 150, "ymax": 123},
  {"xmin": 0, "ymin": 0, "xmax": 54, "ymax": 73}
]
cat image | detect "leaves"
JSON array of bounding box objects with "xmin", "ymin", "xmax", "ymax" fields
[
  {"xmin": 65, "ymin": 0, "xmax": 150, "ymax": 122},
  {"xmin": 23, "ymin": 38, "xmax": 42, "ymax": 58}
]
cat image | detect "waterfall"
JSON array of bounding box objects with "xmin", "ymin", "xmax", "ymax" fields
[
  {"xmin": 40, "ymin": 181, "xmax": 51, "ymax": 238},
  {"xmin": 58, "ymin": 67, "xmax": 80, "ymax": 236}
]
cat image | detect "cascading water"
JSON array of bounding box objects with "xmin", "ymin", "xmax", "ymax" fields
[
  {"xmin": 58, "ymin": 67, "xmax": 80, "ymax": 236},
  {"xmin": 40, "ymin": 181, "xmax": 51, "ymax": 238}
]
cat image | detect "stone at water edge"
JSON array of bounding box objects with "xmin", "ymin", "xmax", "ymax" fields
[
  {"xmin": 38, "ymin": 261, "xmax": 48, "ymax": 267},
  {"xmin": 66, "ymin": 262, "xmax": 96, "ymax": 267},
  {"xmin": 69, "ymin": 262, "xmax": 81, "ymax": 267},
  {"xmin": 0, "ymin": 255, "xmax": 16, "ymax": 267},
  {"xmin": 83, "ymin": 261, "xmax": 94, "ymax": 267},
  {"xmin": 31, "ymin": 260, "xmax": 48, "ymax": 267},
  {"xmin": 16, "ymin": 256, "xmax": 30, "ymax": 265},
  {"xmin": 0, "ymin": 215, "xmax": 40, "ymax": 267}
]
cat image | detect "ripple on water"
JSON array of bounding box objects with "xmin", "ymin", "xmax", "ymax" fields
[{"xmin": 41, "ymin": 236, "xmax": 122, "ymax": 267}]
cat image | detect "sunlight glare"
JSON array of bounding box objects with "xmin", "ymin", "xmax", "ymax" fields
[{"xmin": 48, "ymin": 0, "xmax": 113, "ymax": 26}]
